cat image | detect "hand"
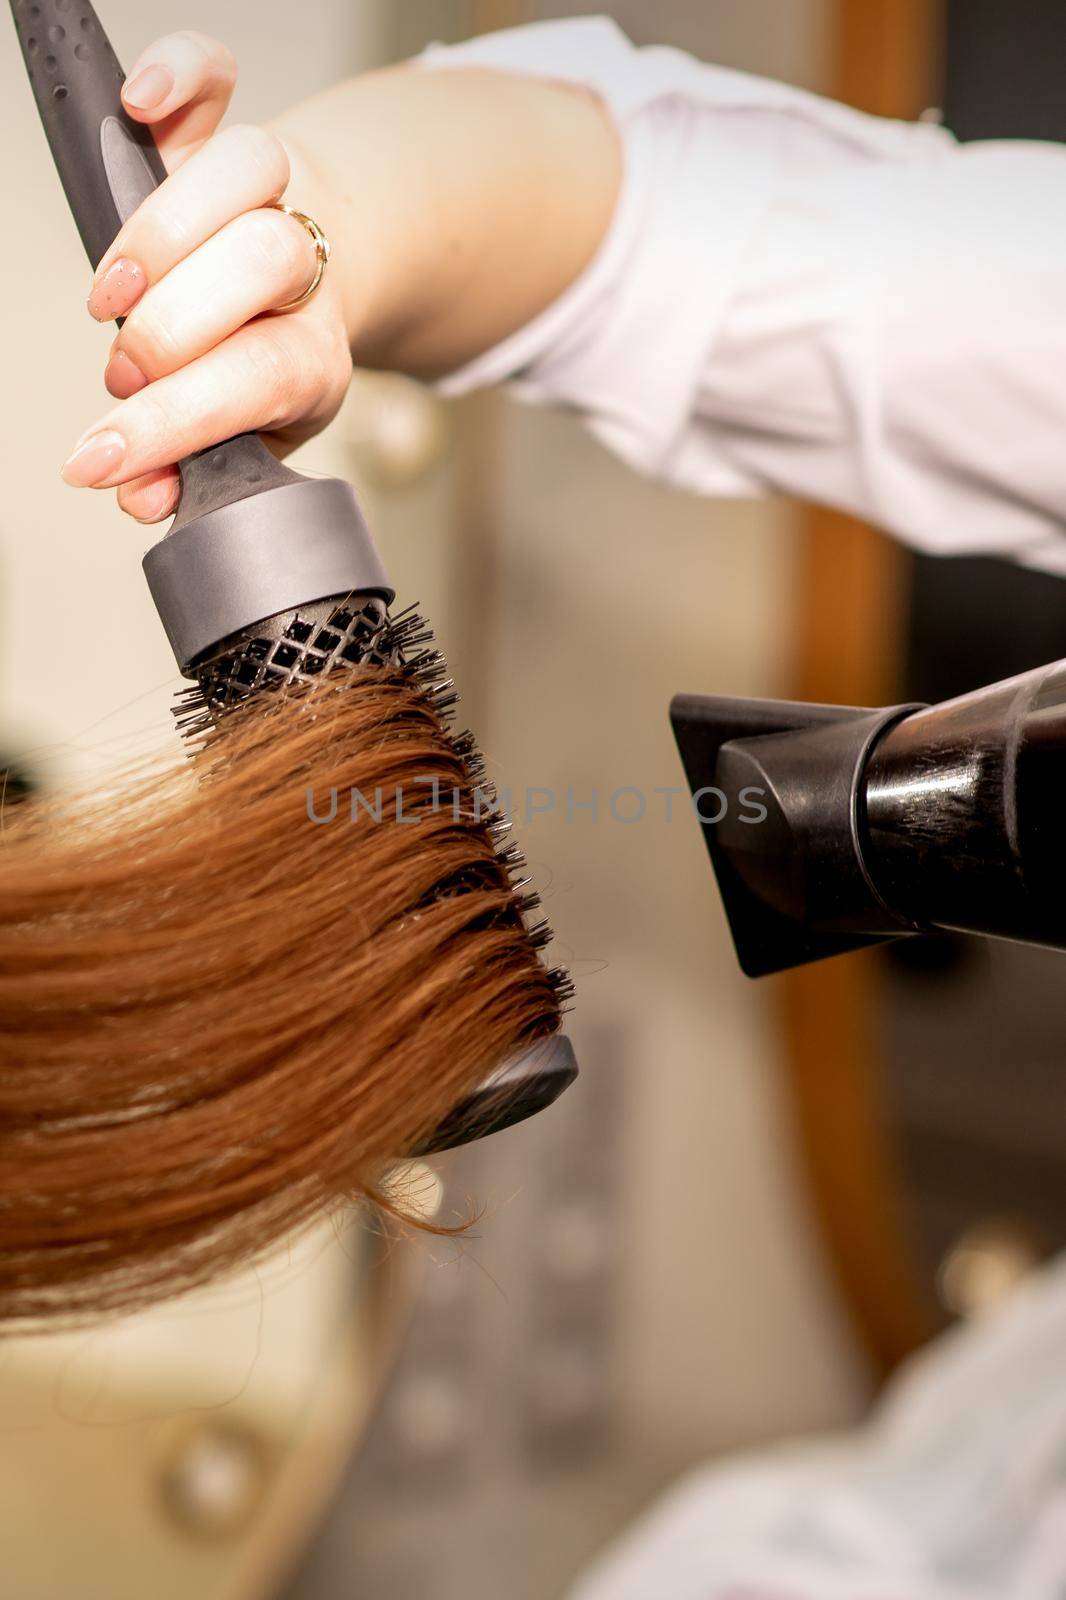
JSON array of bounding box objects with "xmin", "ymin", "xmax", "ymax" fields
[{"xmin": 61, "ymin": 31, "xmax": 354, "ymax": 523}]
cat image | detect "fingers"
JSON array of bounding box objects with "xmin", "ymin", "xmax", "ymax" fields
[
  {"xmin": 62, "ymin": 309, "xmax": 352, "ymax": 490},
  {"xmin": 117, "ymin": 469, "xmax": 181, "ymax": 525},
  {"xmin": 104, "ymin": 209, "xmax": 318, "ymax": 391},
  {"xmin": 75, "ymin": 32, "xmax": 327, "ymax": 526},
  {"xmin": 121, "ymin": 32, "xmax": 238, "ymax": 170},
  {"xmin": 88, "ymin": 124, "xmax": 290, "ymax": 321}
]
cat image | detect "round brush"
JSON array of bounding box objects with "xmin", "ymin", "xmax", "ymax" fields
[{"xmin": 10, "ymin": 0, "xmax": 576, "ymax": 1152}]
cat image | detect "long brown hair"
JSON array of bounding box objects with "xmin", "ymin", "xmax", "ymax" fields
[{"xmin": 0, "ymin": 669, "xmax": 564, "ymax": 1328}]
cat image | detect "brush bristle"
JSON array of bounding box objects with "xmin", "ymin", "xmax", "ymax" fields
[{"xmin": 173, "ymin": 594, "xmax": 573, "ymax": 1012}]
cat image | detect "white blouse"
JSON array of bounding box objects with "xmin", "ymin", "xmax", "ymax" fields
[{"xmin": 423, "ymin": 16, "xmax": 1066, "ymax": 576}]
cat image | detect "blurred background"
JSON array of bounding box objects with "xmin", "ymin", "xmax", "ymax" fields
[{"xmin": 3, "ymin": 1, "xmax": 1066, "ymax": 1596}]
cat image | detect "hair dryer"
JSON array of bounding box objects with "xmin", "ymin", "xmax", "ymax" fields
[{"xmin": 672, "ymin": 660, "xmax": 1066, "ymax": 977}]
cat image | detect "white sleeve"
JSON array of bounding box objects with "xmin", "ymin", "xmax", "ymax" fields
[{"xmin": 420, "ymin": 17, "xmax": 1066, "ymax": 575}]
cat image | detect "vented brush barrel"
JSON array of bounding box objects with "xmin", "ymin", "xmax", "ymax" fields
[{"xmin": 672, "ymin": 660, "xmax": 1066, "ymax": 977}]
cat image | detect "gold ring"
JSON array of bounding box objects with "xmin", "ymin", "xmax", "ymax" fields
[{"xmin": 269, "ymin": 203, "xmax": 332, "ymax": 311}]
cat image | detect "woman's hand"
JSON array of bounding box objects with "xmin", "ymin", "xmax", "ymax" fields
[
  {"xmin": 60, "ymin": 30, "xmax": 621, "ymax": 523},
  {"xmin": 61, "ymin": 31, "xmax": 354, "ymax": 523}
]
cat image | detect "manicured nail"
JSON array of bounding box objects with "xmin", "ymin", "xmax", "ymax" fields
[
  {"xmin": 88, "ymin": 257, "xmax": 146, "ymax": 322},
  {"xmin": 60, "ymin": 430, "xmax": 126, "ymax": 487},
  {"xmin": 122, "ymin": 64, "xmax": 174, "ymax": 112},
  {"xmin": 104, "ymin": 349, "xmax": 148, "ymax": 399}
]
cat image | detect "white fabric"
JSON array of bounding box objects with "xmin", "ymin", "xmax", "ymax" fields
[
  {"xmin": 567, "ymin": 1254, "xmax": 1066, "ymax": 1600},
  {"xmin": 422, "ymin": 17, "xmax": 1066, "ymax": 575}
]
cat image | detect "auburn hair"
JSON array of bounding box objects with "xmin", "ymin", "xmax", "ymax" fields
[{"xmin": 0, "ymin": 668, "xmax": 564, "ymax": 1328}]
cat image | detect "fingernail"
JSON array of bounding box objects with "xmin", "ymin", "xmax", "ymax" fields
[
  {"xmin": 60, "ymin": 430, "xmax": 126, "ymax": 487},
  {"xmin": 88, "ymin": 257, "xmax": 146, "ymax": 322},
  {"xmin": 122, "ymin": 64, "xmax": 174, "ymax": 112},
  {"xmin": 104, "ymin": 349, "xmax": 148, "ymax": 399}
]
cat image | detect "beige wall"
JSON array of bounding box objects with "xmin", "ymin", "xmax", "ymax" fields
[
  {"xmin": 411, "ymin": 1, "xmax": 873, "ymax": 1588},
  {"xmin": 475, "ymin": 0, "xmax": 868, "ymax": 1459},
  {"xmin": 287, "ymin": 4, "xmax": 874, "ymax": 1596}
]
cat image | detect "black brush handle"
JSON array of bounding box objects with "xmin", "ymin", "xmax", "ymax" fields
[
  {"xmin": 11, "ymin": 0, "xmax": 164, "ymax": 265},
  {"xmin": 10, "ymin": 0, "xmax": 297, "ymax": 518}
]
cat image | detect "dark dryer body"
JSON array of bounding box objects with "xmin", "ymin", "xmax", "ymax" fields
[{"xmin": 671, "ymin": 662, "xmax": 1066, "ymax": 977}]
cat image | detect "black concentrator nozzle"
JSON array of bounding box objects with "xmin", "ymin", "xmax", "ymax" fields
[{"xmin": 671, "ymin": 660, "xmax": 1066, "ymax": 977}]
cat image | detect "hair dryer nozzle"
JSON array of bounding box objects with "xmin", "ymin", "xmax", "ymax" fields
[
  {"xmin": 672, "ymin": 661, "xmax": 1066, "ymax": 977},
  {"xmin": 670, "ymin": 694, "xmax": 923, "ymax": 976}
]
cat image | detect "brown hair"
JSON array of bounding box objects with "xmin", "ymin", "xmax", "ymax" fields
[{"xmin": 0, "ymin": 669, "xmax": 564, "ymax": 1328}]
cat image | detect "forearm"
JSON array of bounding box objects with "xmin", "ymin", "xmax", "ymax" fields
[
  {"xmin": 77, "ymin": 16, "xmax": 1066, "ymax": 574},
  {"xmin": 270, "ymin": 64, "xmax": 622, "ymax": 378}
]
